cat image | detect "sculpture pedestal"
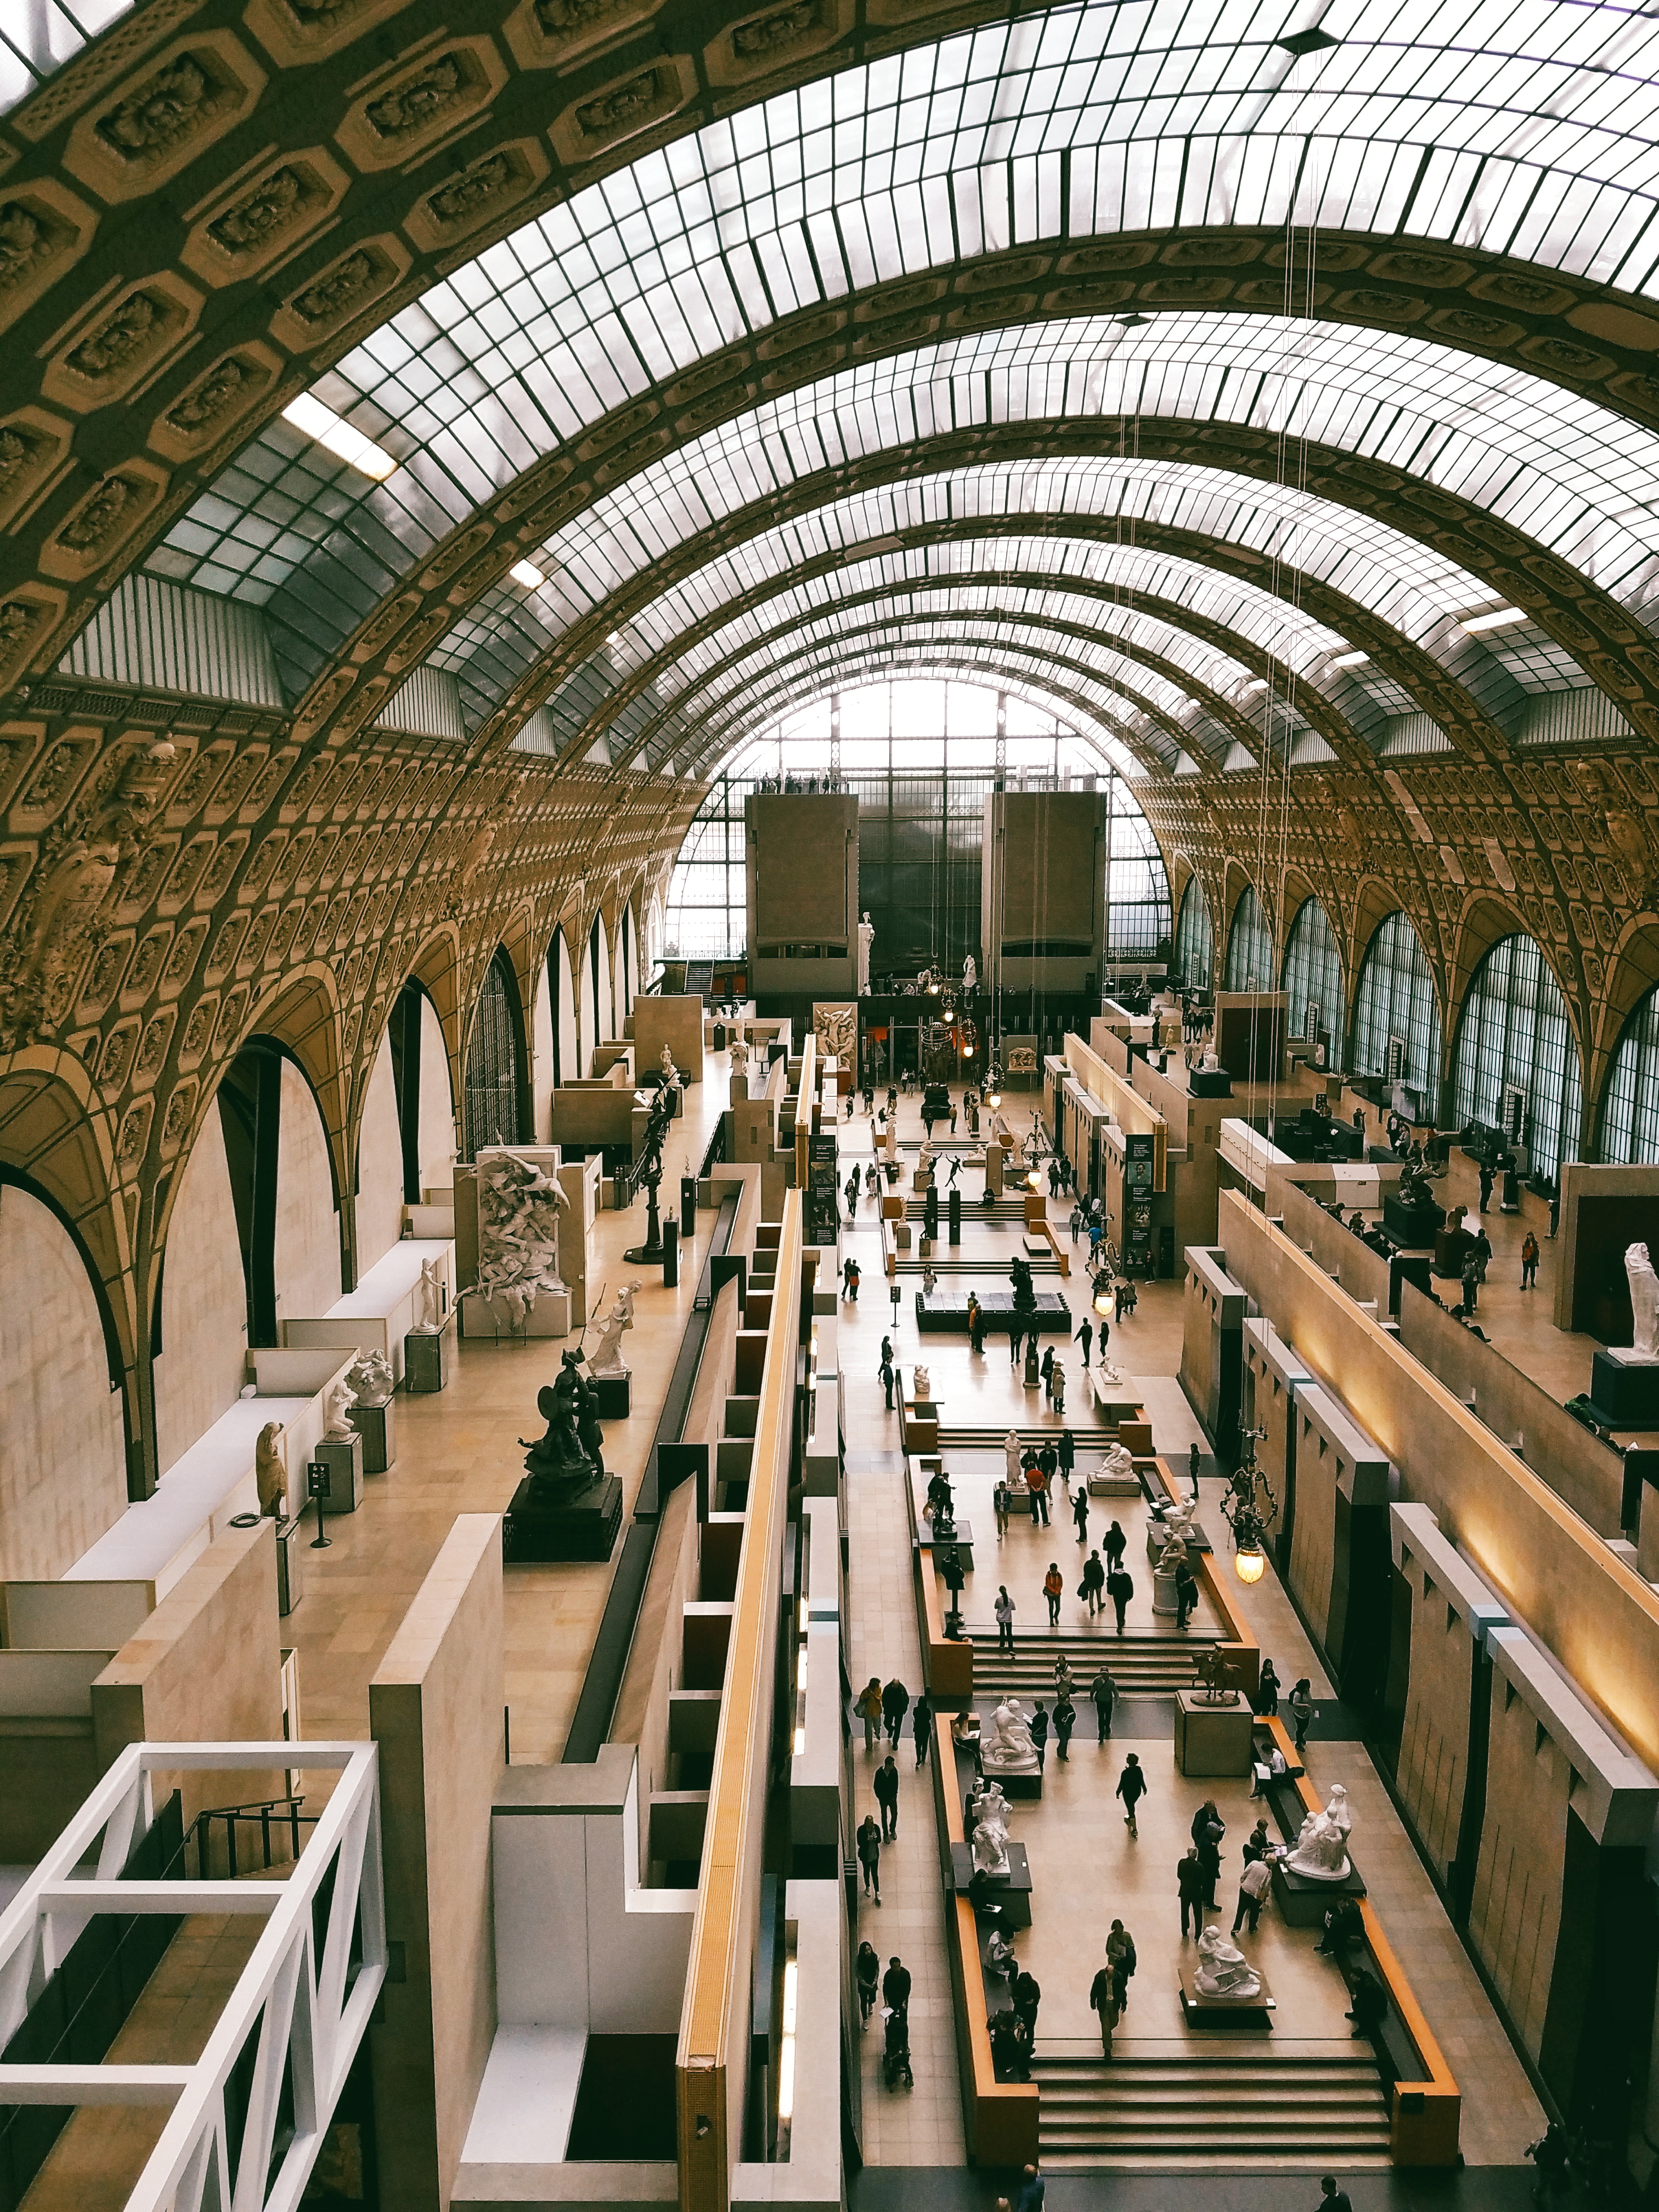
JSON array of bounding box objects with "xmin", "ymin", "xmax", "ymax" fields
[
  {"xmin": 1271, "ymin": 1854, "xmax": 1367, "ymax": 1927},
  {"xmin": 1023, "ymin": 1342, "xmax": 1040, "ymax": 1390},
  {"xmin": 461, "ymin": 1286, "xmax": 573, "ymax": 1339},
  {"xmin": 314, "ymin": 1435, "xmax": 364, "ymax": 1517},
  {"xmin": 1152, "ymin": 1561, "xmax": 1180, "ymax": 1617},
  {"xmin": 1384, "ymin": 1194, "xmax": 1446, "ymax": 1249},
  {"xmin": 1174, "ymin": 1688, "xmax": 1254, "ymax": 1777},
  {"xmin": 503, "ymin": 1472, "xmax": 623, "ymax": 1564},
  {"xmin": 917, "ymin": 1517, "xmax": 974, "ymax": 1573},
  {"xmin": 347, "ymin": 1395, "xmax": 396, "ymax": 1474},
  {"xmin": 404, "ymin": 1315, "xmax": 455, "ymax": 1393},
  {"xmin": 1590, "ymin": 1348, "xmax": 1659, "ymax": 1425},
  {"xmin": 592, "ymin": 1372, "xmax": 631, "ymax": 1420},
  {"xmin": 949, "ymin": 1840, "xmax": 1032, "ymax": 1927},
  {"xmin": 1179, "ymin": 1965, "xmax": 1275, "ymax": 2027}
]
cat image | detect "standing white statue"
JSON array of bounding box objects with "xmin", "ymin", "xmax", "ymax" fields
[
  {"xmin": 1286, "ymin": 1800, "xmax": 1353, "ymax": 1882},
  {"xmin": 589, "ymin": 1282, "xmax": 640, "ymax": 1376},
  {"xmin": 1005, "ymin": 1429, "xmax": 1023, "ymax": 1487},
  {"xmin": 1627, "ymin": 1243, "xmax": 1659, "ymax": 1358},
  {"xmin": 856, "ymin": 911, "xmax": 875, "ymax": 996},
  {"xmin": 659, "ymin": 1043, "xmax": 680, "ymax": 1088},
  {"xmin": 963, "ymin": 954, "xmax": 977, "ymax": 992},
  {"xmin": 417, "ymin": 1256, "xmax": 444, "ymax": 1330}
]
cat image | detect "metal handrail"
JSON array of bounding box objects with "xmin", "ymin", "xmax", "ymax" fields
[{"xmin": 193, "ymin": 1795, "xmax": 315, "ymax": 1878}]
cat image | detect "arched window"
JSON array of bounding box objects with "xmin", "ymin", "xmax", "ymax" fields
[
  {"xmin": 1223, "ymin": 886, "xmax": 1274, "ymax": 992},
  {"xmin": 588, "ymin": 913, "xmax": 611, "ymax": 1056},
  {"xmin": 1173, "ymin": 878, "xmax": 1213, "ymax": 990},
  {"xmin": 1599, "ymin": 987, "xmax": 1659, "ymax": 1165},
  {"xmin": 1282, "ymin": 899, "xmax": 1342, "ymax": 1046},
  {"xmin": 1350, "ymin": 913, "xmax": 1442, "ymax": 1110},
  {"xmin": 1452, "ymin": 935, "xmax": 1581, "ymax": 1181},
  {"xmin": 465, "ymin": 951, "xmax": 526, "ymax": 1156}
]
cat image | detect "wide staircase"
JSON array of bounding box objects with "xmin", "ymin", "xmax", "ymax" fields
[
  {"xmin": 1031, "ymin": 2040, "xmax": 1392, "ymax": 2170},
  {"xmin": 968, "ymin": 1626, "xmax": 1213, "ymax": 1696}
]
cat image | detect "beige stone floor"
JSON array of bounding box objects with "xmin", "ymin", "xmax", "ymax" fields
[
  {"xmin": 285, "ymin": 1054, "xmax": 736, "ymax": 1765},
  {"xmin": 837, "ymin": 1085, "xmax": 1543, "ymax": 2166}
]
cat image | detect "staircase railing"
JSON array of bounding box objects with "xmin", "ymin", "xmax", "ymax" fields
[{"xmin": 193, "ymin": 1794, "xmax": 315, "ymax": 1878}]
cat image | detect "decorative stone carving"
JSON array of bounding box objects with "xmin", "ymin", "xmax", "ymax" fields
[
  {"xmin": 1627, "ymin": 1242, "xmax": 1659, "ymax": 1358},
  {"xmin": 97, "ymin": 53, "xmax": 212, "ymax": 159},
  {"xmin": 912, "ymin": 1364, "xmax": 931, "ymax": 1401},
  {"xmin": 208, "ymin": 167, "xmax": 303, "ymax": 253},
  {"xmin": 67, "ymin": 294, "xmax": 157, "ymax": 380},
  {"xmin": 733, "ymin": 1, "xmax": 815, "ymax": 57},
  {"xmin": 427, "ymin": 154, "xmax": 514, "ymax": 227},
  {"xmin": 55, "ymin": 476, "xmax": 136, "ymax": 552},
  {"xmin": 588, "ymin": 1280, "xmax": 639, "ymax": 1375},
  {"xmin": 0, "ymin": 204, "xmax": 49, "ymax": 290},
  {"xmin": 475, "ymin": 1149, "xmax": 569, "ymax": 1329},
  {"xmin": 292, "ymin": 250, "xmax": 375, "ymax": 324},
  {"xmin": 577, "ymin": 71, "xmax": 657, "ymax": 134},
  {"xmin": 970, "ymin": 1780, "xmax": 1012, "ymax": 1875},
  {"xmin": 1286, "ymin": 1793, "xmax": 1354, "ymax": 1882},
  {"xmin": 323, "ymin": 1376, "xmax": 358, "ymax": 1441},
  {"xmin": 347, "ymin": 1348, "xmax": 394, "ymax": 1401},
  {"xmin": 1194, "ymin": 1925, "xmax": 1260, "ymax": 1999}
]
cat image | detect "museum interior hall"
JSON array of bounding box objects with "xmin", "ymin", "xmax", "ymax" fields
[{"xmin": 10, "ymin": 1, "xmax": 1659, "ymax": 2208}]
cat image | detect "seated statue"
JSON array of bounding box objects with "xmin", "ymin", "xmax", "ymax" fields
[
  {"xmin": 1090, "ymin": 1441, "xmax": 1139, "ymax": 1493},
  {"xmin": 323, "ymin": 1375, "xmax": 357, "ymax": 1442},
  {"xmin": 913, "ymin": 1365, "xmax": 932, "ymax": 1402},
  {"xmin": 981, "ymin": 1697, "xmax": 1039, "ymax": 1774},
  {"xmin": 1286, "ymin": 1802, "xmax": 1353, "ymax": 1882},
  {"xmin": 1194, "ymin": 1924, "xmax": 1261, "ymax": 1999},
  {"xmin": 969, "ymin": 1781, "xmax": 1012, "ymax": 1876}
]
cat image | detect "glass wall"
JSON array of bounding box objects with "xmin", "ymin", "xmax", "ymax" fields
[
  {"xmin": 1350, "ymin": 912, "xmax": 1442, "ymax": 1109},
  {"xmin": 1223, "ymin": 885, "xmax": 1275, "ymax": 992},
  {"xmin": 1598, "ymin": 985, "xmax": 1659, "ymax": 1166},
  {"xmin": 1172, "ymin": 878, "xmax": 1214, "ymax": 990},
  {"xmin": 1282, "ymin": 898, "xmax": 1342, "ymax": 1043},
  {"xmin": 1451, "ymin": 934, "xmax": 1580, "ymax": 1181},
  {"xmin": 664, "ymin": 679, "xmax": 1169, "ymax": 968}
]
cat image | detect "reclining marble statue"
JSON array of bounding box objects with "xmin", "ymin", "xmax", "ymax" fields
[{"xmin": 1194, "ymin": 1923, "xmax": 1261, "ymax": 1999}]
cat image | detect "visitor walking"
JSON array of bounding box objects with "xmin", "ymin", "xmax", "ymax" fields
[
  {"xmin": 1073, "ymin": 1487, "xmax": 1090, "ymax": 1545},
  {"xmin": 874, "ymin": 1754, "xmax": 900, "ymax": 1839},
  {"xmin": 1174, "ymin": 1558, "xmax": 1199, "ymax": 1630},
  {"xmin": 1116, "ymin": 1752, "xmax": 1147, "ymax": 1836},
  {"xmin": 1177, "ymin": 1846, "xmax": 1206, "ymax": 1937},
  {"xmin": 1257, "ymin": 1658, "xmax": 1280, "ymax": 1715},
  {"xmin": 994, "ymin": 1480, "xmax": 1011, "ymax": 1538},
  {"xmin": 1058, "ymin": 1429, "xmax": 1075, "ymax": 1484},
  {"xmin": 995, "ymin": 1585, "xmax": 1016, "ymax": 1654},
  {"xmin": 1051, "ymin": 1361, "xmax": 1065, "ymax": 1415},
  {"xmin": 1105, "ymin": 1921, "xmax": 1136, "ymax": 2013},
  {"xmin": 1103, "ymin": 1519, "xmax": 1127, "ymax": 1572},
  {"xmin": 1460, "ymin": 1251, "xmax": 1480, "ymax": 1313},
  {"xmin": 1081, "ymin": 1548, "xmax": 1105, "ymax": 1616},
  {"xmin": 856, "ymin": 1940, "xmax": 880, "ymax": 2023},
  {"xmin": 1030, "ymin": 1702, "xmax": 1049, "ymax": 1773},
  {"xmin": 1479, "ymin": 1161, "xmax": 1494, "ymax": 1212},
  {"xmin": 880, "ymin": 1352, "xmax": 895, "ymax": 1410},
  {"xmin": 855, "ymin": 1677, "xmax": 883, "ymax": 1752},
  {"xmin": 842, "ymin": 1255, "xmax": 860, "ymax": 1300},
  {"xmin": 1089, "ymin": 1959, "xmax": 1117, "ymax": 2057},
  {"xmin": 856, "ymin": 1813, "xmax": 882, "ymax": 1901},
  {"xmin": 883, "ymin": 1956, "xmax": 912, "ymax": 2020},
  {"xmin": 1026, "ymin": 1457, "xmax": 1051, "ymax": 1525},
  {"xmin": 1069, "ymin": 1204, "xmax": 1082, "ymax": 1245},
  {"xmin": 1076, "ymin": 1317, "xmax": 1093, "ymax": 1367},
  {"xmin": 1521, "ymin": 1230, "xmax": 1540, "ymax": 1289},
  {"xmin": 1043, "ymin": 1561, "xmax": 1064, "ymax": 1626},
  {"xmin": 912, "ymin": 1694, "xmax": 931, "ymax": 1768},
  {"xmin": 1053, "ymin": 1691, "xmax": 1075, "ymax": 1762},
  {"xmin": 1040, "ymin": 1345, "xmax": 1055, "ymax": 1399},
  {"xmin": 881, "ymin": 1675, "xmax": 910, "ymax": 1748},
  {"xmin": 1107, "ymin": 1564, "xmax": 1134, "ymax": 1634},
  {"xmin": 1289, "ymin": 1677, "xmax": 1316, "ymax": 1756},
  {"xmin": 1090, "ymin": 1663, "xmax": 1116, "ymax": 1740},
  {"xmin": 1232, "ymin": 1852, "xmax": 1273, "ymax": 1936},
  {"xmin": 1189, "ymin": 1441, "xmax": 1203, "ymax": 1501}
]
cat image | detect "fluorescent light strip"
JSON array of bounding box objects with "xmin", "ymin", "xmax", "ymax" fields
[
  {"xmin": 1329, "ymin": 650, "xmax": 1369, "ymax": 669},
  {"xmin": 510, "ymin": 560, "xmax": 546, "ymax": 588},
  {"xmin": 280, "ymin": 394, "xmax": 397, "ymax": 481},
  {"xmin": 1458, "ymin": 606, "xmax": 1526, "ymax": 634},
  {"xmin": 1243, "ymin": 679, "xmax": 1269, "ymax": 695}
]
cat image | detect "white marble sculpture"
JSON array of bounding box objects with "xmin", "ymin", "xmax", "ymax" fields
[
  {"xmin": 857, "ymin": 912, "xmax": 874, "ymax": 995},
  {"xmin": 884, "ymin": 1116, "xmax": 898, "ymax": 1163},
  {"xmin": 417, "ymin": 1256, "xmax": 444, "ymax": 1330},
  {"xmin": 256, "ymin": 1420, "xmax": 286, "ymax": 1516},
  {"xmin": 1150, "ymin": 1499, "xmax": 1196, "ymax": 1556},
  {"xmin": 1005, "ymin": 1430, "xmax": 1023, "ymax": 1487},
  {"xmin": 730, "ymin": 1036, "xmax": 747, "ymax": 1079},
  {"xmin": 347, "ymin": 1348, "xmax": 393, "ymax": 1402},
  {"xmin": 913, "ymin": 1365, "xmax": 932, "ymax": 1402},
  {"xmin": 1194, "ymin": 1925, "xmax": 1261, "ymax": 1999},
  {"xmin": 1628, "ymin": 1243, "xmax": 1659, "ymax": 1358},
  {"xmin": 1286, "ymin": 1803, "xmax": 1353, "ymax": 1882},
  {"xmin": 323, "ymin": 1376, "xmax": 357, "ymax": 1442},
  {"xmin": 970, "ymin": 1781, "xmax": 1013, "ymax": 1876},
  {"xmin": 475, "ymin": 1150, "xmax": 568, "ymax": 1330},
  {"xmin": 963, "ymin": 954, "xmax": 977, "ymax": 992},
  {"xmin": 1323, "ymin": 1784, "xmax": 1353, "ymax": 1839},
  {"xmin": 981, "ymin": 1699, "xmax": 1039, "ymax": 1776},
  {"xmin": 659, "ymin": 1043, "xmax": 680, "ymax": 1089},
  {"xmin": 1089, "ymin": 1441, "xmax": 1139, "ymax": 1494},
  {"xmin": 589, "ymin": 1281, "xmax": 640, "ymax": 1376}
]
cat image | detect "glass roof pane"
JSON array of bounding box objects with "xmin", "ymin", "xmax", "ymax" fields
[{"xmin": 142, "ymin": 0, "xmax": 1659, "ymax": 671}]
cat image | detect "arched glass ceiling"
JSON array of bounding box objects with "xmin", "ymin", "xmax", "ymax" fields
[{"xmin": 142, "ymin": 0, "xmax": 1659, "ymax": 632}]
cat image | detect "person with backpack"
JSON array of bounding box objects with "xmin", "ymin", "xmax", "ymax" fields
[
  {"xmin": 1105, "ymin": 1921, "xmax": 1136, "ymax": 2013},
  {"xmin": 854, "ymin": 1676, "xmax": 884, "ymax": 1753},
  {"xmin": 1081, "ymin": 1548, "xmax": 1105, "ymax": 1618},
  {"xmin": 1115, "ymin": 1752, "xmax": 1148, "ymax": 1836},
  {"xmin": 1042, "ymin": 1561, "xmax": 1064, "ymax": 1626}
]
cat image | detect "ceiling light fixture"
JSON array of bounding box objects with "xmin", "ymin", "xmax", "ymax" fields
[
  {"xmin": 281, "ymin": 394, "xmax": 397, "ymax": 481},
  {"xmin": 1276, "ymin": 25, "xmax": 1340, "ymax": 53},
  {"xmin": 1328, "ymin": 650, "xmax": 1369, "ymax": 670},
  {"xmin": 1115, "ymin": 313, "xmax": 1152, "ymax": 329},
  {"xmin": 1458, "ymin": 606, "xmax": 1527, "ymax": 634},
  {"xmin": 510, "ymin": 559, "xmax": 545, "ymax": 589}
]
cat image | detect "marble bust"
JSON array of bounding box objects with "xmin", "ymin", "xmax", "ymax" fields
[
  {"xmin": 1195, "ymin": 1925, "xmax": 1261, "ymax": 1999},
  {"xmin": 1628, "ymin": 1243, "xmax": 1659, "ymax": 1359},
  {"xmin": 981, "ymin": 1698, "xmax": 1039, "ymax": 1775}
]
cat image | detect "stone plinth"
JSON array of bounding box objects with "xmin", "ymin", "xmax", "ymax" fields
[
  {"xmin": 503, "ymin": 1474, "xmax": 623, "ymax": 1564},
  {"xmin": 313, "ymin": 1434, "xmax": 364, "ymax": 1517},
  {"xmin": 592, "ymin": 1372, "xmax": 631, "ymax": 1420},
  {"xmin": 1174, "ymin": 1688, "xmax": 1255, "ymax": 1777},
  {"xmin": 949, "ymin": 1839, "xmax": 1032, "ymax": 1927},
  {"xmin": 404, "ymin": 1315, "xmax": 455, "ymax": 1393},
  {"xmin": 1179, "ymin": 1965, "xmax": 1274, "ymax": 2026},
  {"xmin": 1591, "ymin": 1348, "xmax": 1659, "ymax": 1425},
  {"xmin": 347, "ymin": 1394, "xmax": 396, "ymax": 1474},
  {"xmin": 461, "ymin": 1286, "xmax": 573, "ymax": 1340}
]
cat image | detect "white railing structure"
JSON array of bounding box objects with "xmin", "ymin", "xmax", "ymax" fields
[{"xmin": 0, "ymin": 1740, "xmax": 386, "ymax": 2212}]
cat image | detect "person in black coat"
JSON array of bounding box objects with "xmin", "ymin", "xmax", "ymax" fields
[
  {"xmin": 1177, "ymin": 1846, "xmax": 1207, "ymax": 1937},
  {"xmin": 1107, "ymin": 1565, "xmax": 1134, "ymax": 1633},
  {"xmin": 873, "ymin": 1754, "xmax": 900, "ymax": 1839}
]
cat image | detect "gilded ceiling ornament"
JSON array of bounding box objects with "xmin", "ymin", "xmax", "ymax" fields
[
  {"xmin": 167, "ymin": 356, "xmax": 250, "ymax": 433},
  {"xmin": 67, "ymin": 293, "xmax": 157, "ymax": 380},
  {"xmin": 733, "ymin": 2, "xmax": 816, "ymax": 56},
  {"xmin": 577, "ymin": 72, "xmax": 658, "ymax": 134},
  {"xmin": 0, "ymin": 204, "xmax": 48, "ymax": 289},
  {"xmin": 96, "ymin": 54, "xmax": 211, "ymax": 157},
  {"xmin": 428, "ymin": 155, "xmax": 514, "ymax": 225},
  {"xmin": 209, "ymin": 167, "xmax": 303, "ymax": 252},
  {"xmin": 537, "ymin": 0, "xmax": 628, "ymax": 36},
  {"xmin": 293, "ymin": 252, "xmax": 374, "ymax": 323},
  {"xmin": 58, "ymin": 476, "xmax": 134, "ymax": 552},
  {"xmin": 366, "ymin": 57, "xmax": 462, "ymax": 138}
]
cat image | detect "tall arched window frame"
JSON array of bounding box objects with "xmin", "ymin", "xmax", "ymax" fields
[
  {"xmin": 1452, "ymin": 935, "xmax": 1581, "ymax": 1182},
  {"xmin": 1350, "ymin": 913, "xmax": 1442, "ymax": 1110},
  {"xmin": 1598, "ymin": 988, "xmax": 1659, "ymax": 1167},
  {"xmin": 1282, "ymin": 899, "xmax": 1343, "ymax": 1046},
  {"xmin": 1223, "ymin": 887, "xmax": 1275, "ymax": 992},
  {"xmin": 465, "ymin": 951, "xmax": 527, "ymax": 1157},
  {"xmin": 1173, "ymin": 878, "xmax": 1214, "ymax": 991}
]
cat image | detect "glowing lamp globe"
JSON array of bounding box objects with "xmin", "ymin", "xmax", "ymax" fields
[
  {"xmin": 1092, "ymin": 1280, "xmax": 1113, "ymax": 1318},
  {"xmin": 1234, "ymin": 1543, "xmax": 1266, "ymax": 1585}
]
